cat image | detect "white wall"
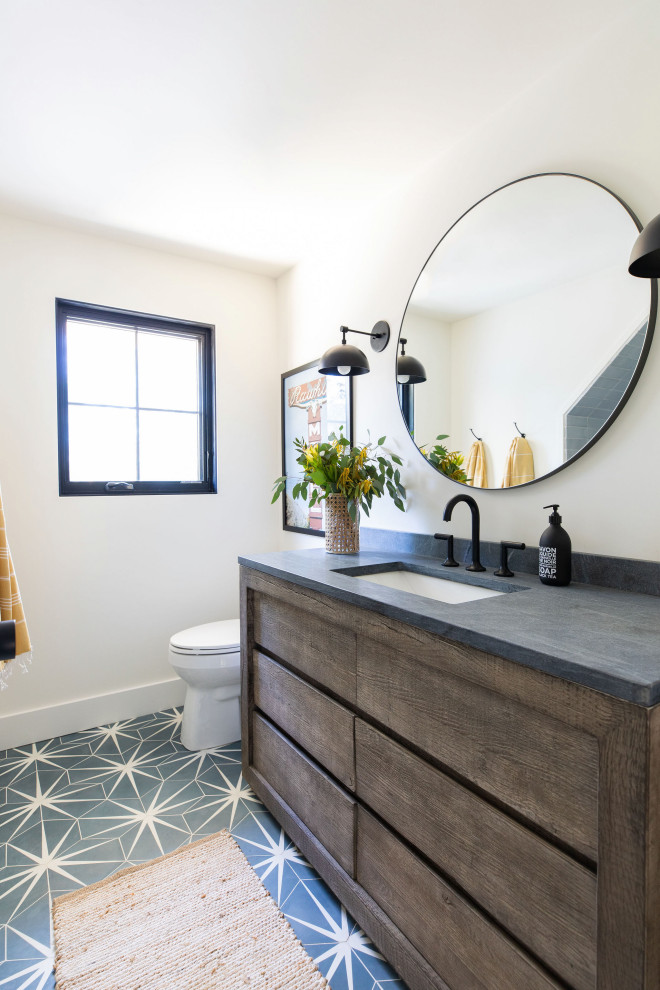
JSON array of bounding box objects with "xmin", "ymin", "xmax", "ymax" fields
[
  {"xmin": 0, "ymin": 214, "xmax": 282, "ymax": 745},
  {"xmin": 278, "ymin": 0, "xmax": 660, "ymax": 561},
  {"xmin": 448, "ymin": 264, "xmax": 646, "ymax": 483}
]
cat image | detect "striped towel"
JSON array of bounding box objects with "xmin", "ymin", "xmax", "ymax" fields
[
  {"xmin": 465, "ymin": 440, "xmax": 488, "ymax": 488},
  {"xmin": 501, "ymin": 436, "xmax": 535, "ymax": 487},
  {"xmin": 0, "ymin": 487, "xmax": 32, "ymax": 689}
]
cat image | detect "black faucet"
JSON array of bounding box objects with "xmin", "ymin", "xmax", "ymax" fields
[{"xmin": 442, "ymin": 494, "xmax": 485, "ymax": 572}]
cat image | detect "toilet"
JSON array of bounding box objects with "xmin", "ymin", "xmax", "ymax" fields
[{"xmin": 168, "ymin": 618, "xmax": 241, "ymax": 751}]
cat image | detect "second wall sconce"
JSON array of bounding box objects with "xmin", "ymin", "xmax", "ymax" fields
[
  {"xmin": 397, "ymin": 338, "xmax": 427, "ymax": 384},
  {"xmin": 629, "ymin": 212, "xmax": 660, "ymax": 277},
  {"xmin": 319, "ymin": 321, "xmax": 390, "ymax": 376}
]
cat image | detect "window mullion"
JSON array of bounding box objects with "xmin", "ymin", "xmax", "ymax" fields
[
  {"xmin": 134, "ymin": 329, "xmax": 140, "ymax": 481},
  {"xmin": 197, "ymin": 338, "xmax": 204, "ymax": 483}
]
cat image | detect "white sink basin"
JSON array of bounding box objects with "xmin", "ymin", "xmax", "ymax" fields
[{"xmin": 349, "ymin": 567, "xmax": 507, "ymax": 604}]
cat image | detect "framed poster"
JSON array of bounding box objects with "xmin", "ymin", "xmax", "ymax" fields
[{"xmin": 281, "ymin": 360, "xmax": 353, "ymax": 534}]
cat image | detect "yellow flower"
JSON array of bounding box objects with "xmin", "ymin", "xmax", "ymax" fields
[
  {"xmin": 338, "ymin": 467, "xmax": 350, "ymax": 488},
  {"xmin": 362, "ymin": 478, "xmax": 372, "ymax": 494}
]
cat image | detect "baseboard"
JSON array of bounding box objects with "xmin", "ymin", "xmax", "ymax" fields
[{"xmin": 0, "ymin": 677, "xmax": 187, "ymax": 751}]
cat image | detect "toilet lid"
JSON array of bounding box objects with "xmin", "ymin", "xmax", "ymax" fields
[{"xmin": 169, "ymin": 618, "xmax": 240, "ymax": 654}]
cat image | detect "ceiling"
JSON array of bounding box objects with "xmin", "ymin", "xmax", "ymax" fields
[{"xmin": 0, "ymin": 0, "xmax": 630, "ymax": 275}]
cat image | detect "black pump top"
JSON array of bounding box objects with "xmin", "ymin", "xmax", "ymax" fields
[{"xmin": 543, "ymin": 503, "xmax": 562, "ymax": 524}]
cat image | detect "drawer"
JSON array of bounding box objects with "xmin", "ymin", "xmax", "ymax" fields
[
  {"xmin": 253, "ymin": 592, "xmax": 356, "ymax": 700},
  {"xmin": 250, "ymin": 712, "xmax": 356, "ymax": 877},
  {"xmin": 357, "ymin": 635, "xmax": 599, "ymax": 859},
  {"xmin": 356, "ymin": 721, "xmax": 596, "ymax": 990},
  {"xmin": 356, "ymin": 807, "xmax": 563, "ymax": 990},
  {"xmin": 253, "ymin": 650, "xmax": 355, "ymax": 790}
]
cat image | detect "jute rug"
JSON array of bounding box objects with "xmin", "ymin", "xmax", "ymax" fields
[{"xmin": 52, "ymin": 830, "xmax": 328, "ymax": 989}]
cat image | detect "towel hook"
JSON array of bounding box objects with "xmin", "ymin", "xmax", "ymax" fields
[
  {"xmin": 514, "ymin": 421, "xmax": 526, "ymax": 437},
  {"xmin": 469, "ymin": 428, "xmax": 483, "ymax": 441}
]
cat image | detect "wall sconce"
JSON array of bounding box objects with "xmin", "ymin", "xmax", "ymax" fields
[
  {"xmin": 397, "ymin": 338, "xmax": 427, "ymax": 384},
  {"xmin": 319, "ymin": 321, "xmax": 390, "ymax": 376},
  {"xmin": 629, "ymin": 213, "xmax": 660, "ymax": 277}
]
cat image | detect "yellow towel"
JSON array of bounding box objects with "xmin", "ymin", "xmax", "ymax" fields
[
  {"xmin": 501, "ymin": 436, "xmax": 535, "ymax": 487},
  {"xmin": 465, "ymin": 440, "xmax": 488, "ymax": 488},
  {"xmin": 0, "ymin": 486, "xmax": 32, "ymax": 688}
]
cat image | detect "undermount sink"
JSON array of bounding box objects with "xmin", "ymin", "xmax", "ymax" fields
[{"xmin": 337, "ymin": 564, "xmax": 514, "ymax": 604}]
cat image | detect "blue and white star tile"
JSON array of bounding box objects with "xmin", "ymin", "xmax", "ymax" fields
[
  {"xmin": 0, "ymin": 926, "xmax": 55, "ymax": 990},
  {"xmin": 0, "ymin": 707, "xmax": 406, "ymax": 989}
]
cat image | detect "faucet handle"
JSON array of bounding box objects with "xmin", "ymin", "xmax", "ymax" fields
[
  {"xmin": 433, "ymin": 533, "xmax": 459, "ymax": 567},
  {"xmin": 494, "ymin": 541, "xmax": 526, "ymax": 577}
]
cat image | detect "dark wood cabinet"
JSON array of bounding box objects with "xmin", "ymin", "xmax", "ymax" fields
[{"xmin": 241, "ymin": 565, "xmax": 660, "ymax": 990}]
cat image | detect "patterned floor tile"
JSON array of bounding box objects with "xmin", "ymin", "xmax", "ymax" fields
[{"xmin": 0, "ymin": 708, "xmax": 406, "ymax": 988}]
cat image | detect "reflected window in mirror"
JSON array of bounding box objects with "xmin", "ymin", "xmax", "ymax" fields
[{"xmin": 398, "ymin": 382, "xmax": 414, "ymax": 435}]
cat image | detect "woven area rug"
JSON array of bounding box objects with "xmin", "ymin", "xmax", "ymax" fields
[{"xmin": 52, "ymin": 830, "xmax": 328, "ymax": 989}]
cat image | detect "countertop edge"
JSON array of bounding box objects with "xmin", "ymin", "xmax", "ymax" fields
[{"xmin": 239, "ymin": 553, "xmax": 658, "ymax": 707}]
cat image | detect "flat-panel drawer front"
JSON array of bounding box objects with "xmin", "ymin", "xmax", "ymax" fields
[
  {"xmin": 253, "ymin": 592, "xmax": 356, "ymax": 700},
  {"xmin": 357, "ymin": 808, "xmax": 562, "ymax": 990},
  {"xmin": 251, "ymin": 713, "xmax": 356, "ymax": 877},
  {"xmin": 253, "ymin": 650, "xmax": 356, "ymax": 790},
  {"xmin": 357, "ymin": 637, "xmax": 598, "ymax": 860},
  {"xmin": 356, "ymin": 721, "xmax": 596, "ymax": 990}
]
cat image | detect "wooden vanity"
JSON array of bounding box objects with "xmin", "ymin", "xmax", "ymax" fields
[{"xmin": 240, "ymin": 563, "xmax": 660, "ymax": 990}]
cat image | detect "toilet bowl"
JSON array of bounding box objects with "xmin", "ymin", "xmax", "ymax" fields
[{"xmin": 168, "ymin": 618, "xmax": 241, "ymax": 751}]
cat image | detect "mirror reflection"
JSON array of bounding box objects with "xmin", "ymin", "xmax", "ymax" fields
[{"xmin": 398, "ymin": 173, "xmax": 654, "ymax": 488}]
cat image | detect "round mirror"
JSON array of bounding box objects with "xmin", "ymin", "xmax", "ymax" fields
[{"xmin": 398, "ymin": 173, "xmax": 656, "ymax": 489}]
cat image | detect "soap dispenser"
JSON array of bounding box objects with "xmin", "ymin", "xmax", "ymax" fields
[{"xmin": 539, "ymin": 504, "xmax": 571, "ymax": 586}]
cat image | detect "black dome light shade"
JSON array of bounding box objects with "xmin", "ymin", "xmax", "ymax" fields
[
  {"xmin": 319, "ymin": 322, "xmax": 390, "ymax": 376},
  {"xmin": 629, "ymin": 212, "xmax": 660, "ymax": 277},
  {"xmin": 319, "ymin": 341, "xmax": 370, "ymax": 376},
  {"xmin": 397, "ymin": 338, "xmax": 427, "ymax": 384}
]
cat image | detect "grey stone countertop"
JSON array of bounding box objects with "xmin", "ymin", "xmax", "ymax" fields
[{"xmin": 239, "ymin": 547, "xmax": 660, "ymax": 707}]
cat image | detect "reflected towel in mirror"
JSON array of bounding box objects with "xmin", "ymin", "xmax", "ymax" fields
[
  {"xmin": 465, "ymin": 440, "xmax": 488, "ymax": 488},
  {"xmin": 501, "ymin": 436, "xmax": 535, "ymax": 487}
]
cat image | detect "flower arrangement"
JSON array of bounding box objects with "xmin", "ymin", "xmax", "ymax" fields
[
  {"xmin": 420, "ymin": 434, "xmax": 470, "ymax": 483},
  {"xmin": 272, "ymin": 429, "xmax": 406, "ymax": 522}
]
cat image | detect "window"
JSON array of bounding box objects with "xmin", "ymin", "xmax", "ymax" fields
[{"xmin": 56, "ymin": 299, "xmax": 216, "ymax": 495}]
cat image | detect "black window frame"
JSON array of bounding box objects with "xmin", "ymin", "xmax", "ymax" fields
[{"xmin": 56, "ymin": 298, "xmax": 217, "ymax": 496}]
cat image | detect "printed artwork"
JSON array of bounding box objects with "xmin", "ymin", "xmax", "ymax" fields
[{"xmin": 281, "ymin": 361, "xmax": 352, "ymax": 534}]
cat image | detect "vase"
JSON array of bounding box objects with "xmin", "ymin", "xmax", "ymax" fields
[{"xmin": 324, "ymin": 494, "xmax": 359, "ymax": 554}]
